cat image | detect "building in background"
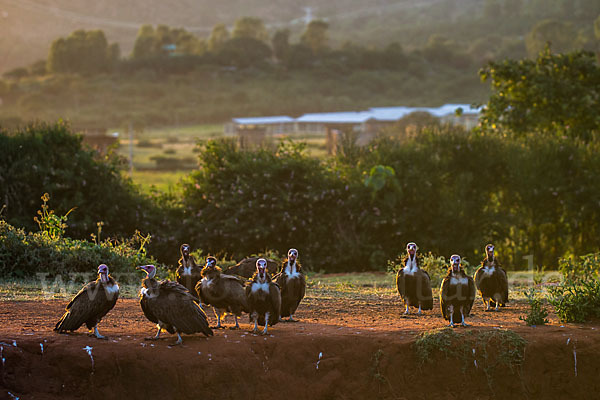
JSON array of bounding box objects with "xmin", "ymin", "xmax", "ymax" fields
[{"xmin": 227, "ymin": 104, "xmax": 482, "ymax": 153}]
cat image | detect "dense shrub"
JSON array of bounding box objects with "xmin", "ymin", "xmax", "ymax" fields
[
  {"xmin": 548, "ymin": 253, "xmax": 600, "ymax": 323},
  {"xmin": 0, "ymin": 218, "xmax": 154, "ymax": 278},
  {"xmin": 177, "ymin": 128, "xmax": 600, "ymax": 272},
  {"xmin": 181, "ymin": 139, "xmax": 353, "ymax": 271},
  {"xmin": 519, "ymin": 288, "xmax": 549, "ymax": 326},
  {"xmin": 0, "ymin": 122, "xmax": 182, "ymax": 264}
]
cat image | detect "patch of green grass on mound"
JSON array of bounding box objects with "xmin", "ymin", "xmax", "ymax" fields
[{"xmin": 414, "ymin": 328, "xmax": 526, "ymax": 388}]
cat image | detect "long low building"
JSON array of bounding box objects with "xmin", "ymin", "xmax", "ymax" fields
[
  {"xmin": 226, "ymin": 104, "xmax": 481, "ymax": 136},
  {"xmin": 226, "ymin": 104, "xmax": 482, "ymax": 151}
]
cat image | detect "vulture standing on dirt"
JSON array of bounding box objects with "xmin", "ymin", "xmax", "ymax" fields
[
  {"xmin": 274, "ymin": 248, "xmax": 306, "ymax": 322},
  {"xmin": 223, "ymin": 256, "xmax": 279, "ymax": 279},
  {"xmin": 474, "ymin": 244, "xmax": 509, "ymax": 311},
  {"xmin": 54, "ymin": 264, "xmax": 119, "ymax": 339},
  {"xmin": 176, "ymin": 243, "xmax": 202, "ymax": 296},
  {"xmin": 196, "ymin": 256, "xmax": 249, "ymax": 329},
  {"xmin": 440, "ymin": 255, "xmax": 476, "ymax": 327},
  {"xmin": 246, "ymin": 258, "xmax": 281, "ymax": 335},
  {"xmin": 137, "ymin": 264, "xmax": 213, "ymax": 345},
  {"xmin": 395, "ymin": 242, "xmax": 433, "ymax": 315}
]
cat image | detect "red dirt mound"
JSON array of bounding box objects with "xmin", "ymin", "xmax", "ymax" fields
[{"xmin": 0, "ymin": 298, "xmax": 599, "ymax": 400}]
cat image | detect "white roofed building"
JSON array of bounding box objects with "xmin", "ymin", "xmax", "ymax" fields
[{"xmin": 227, "ymin": 104, "xmax": 481, "ymax": 152}]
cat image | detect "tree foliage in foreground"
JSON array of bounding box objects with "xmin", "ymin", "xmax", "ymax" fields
[{"xmin": 479, "ymin": 48, "xmax": 600, "ymax": 140}]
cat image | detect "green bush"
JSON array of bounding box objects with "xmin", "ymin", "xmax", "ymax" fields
[
  {"xmin": 519, "ymin": 288, "xmax": 549, "ymax": 326},
  {"xmin": 0, "ymin": 218, "xmax": 155, "ymax": 278},
  {"xmin": 548, "ymin": 253, "xmax": 600, "ymax": 323},
  {"xmin": 0, "ymin": 122, "xmax": 183, "ymax": 264},
  {"xmin": 181, "ymin": 138, "xmax": 351, "ymax": 271}
]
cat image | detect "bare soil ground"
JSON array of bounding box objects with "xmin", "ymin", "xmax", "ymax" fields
[{"xmin": 1, "ymin": 288, "xmax": 599, "ymax": 400}]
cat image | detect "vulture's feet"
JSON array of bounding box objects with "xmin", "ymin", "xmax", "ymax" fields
[
  {"xmin": 88, "ymin": 332, "xmax": 107, "ymax": 340},
  {"xmin": 211, "ymin": 325, "xmax": 226, "ymax": 330},
  {"xmin": 461, "ymin": 322, "xmax": 469, "ymax": 327},
  {"xmin": 228, "ymin": 326, "xmax": 240, "ymax": 330},
  {"xmin": 448, "ymin": 323, "xmax": 456, "ymax": 328},
  {"xmin": 287, "ymin": 318, "xmax": 299, "ymax": 323}
]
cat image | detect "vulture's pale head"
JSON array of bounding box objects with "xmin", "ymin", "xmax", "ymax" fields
[
  {"xmin": 450, "ymin": 254, "xmax": 461, "ymax": 273},
  {"xmin": 180, "ymin": 244, "xmax": 191, "ymax": 257},
  {"xmin": 406, "ymin": 242, "xmax": 418, "ymax": 256},
  {"xmin": 98, "ymin": 264, "xmax": 109, "ymax": 283},
  {"xmin": 137, "ymin": 264, "xmax": 157, "ymax": 279},
  {"xmin": 485, "ymin": 244, "xmax": 495, "ymax": 259},
  {"xmin": 256, "ymin": 258, "xmax": 268, "ymax": 280},
  {"xmin": 205, "ymin": 256, "xmax": 217, "ymax": 268},
  {"xmin": 288, "ymin": 248, "xmax": 298, "ymax": 263}
]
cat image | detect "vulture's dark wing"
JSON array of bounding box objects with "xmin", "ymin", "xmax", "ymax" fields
[
  {"xmin": 297, "ymin": 273, "xmax": 306, "ymax": 303},
  {"xmin": 140, "ymin": 294, "xmax": 158, "ymax": 324},
  {"xmin": 152, "ymin": 281, "xmax": 213, "ymax": 336},
  {"xmin": 418, "ymin": 270, "xmax": 433, "ymax": 310},
  {"xmin": 465, "ymin": 276, "xmax": 477, "ymax": 316},
  {"xmin": 55, "ymin": 280, "xmax": 116, "ymax": 331},
  {"xmin": 439, "ymin": 276, "xmax": 450, "ymax": 320},
  {"xmin": 396, "ymin": 268, "xmax": 406, "ymax": 297},
  {"xmin": 274, "ymin": 272, "xmax": 286, "ymax": 293},
  {"xmin": 474, "ymin": 266, "xmax": 485, "ymax": 290},
  {"xmin": 269, "ymin": 283, "xmax": 282, "ymax": 326},
  {"xmin": 499, "ymin": 267, "xmax": 509, "ymax": 304},
  {"xmin": 195, "ymin": 280, "xmax": 209, "ymax": 305},
  {"xmin": 222, "ymin": 275, "xmax": 250, "ymax": 312}
]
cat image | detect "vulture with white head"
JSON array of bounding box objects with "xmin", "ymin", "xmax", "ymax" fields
[
  {"xmin": 176, "ymin": 243, "xmax": 202, "ymax": 296},
  {"xmin": 440, "ymin": 254, "xmax": 476, "ymax": 327},
  {"xmin": 395, "ymin": 242, "xmax": 433, "ymax": 315},
  {"xmin": 138, "ymin": 264, "xmax": 213, "ymax": 345},
  {"xmin": 246, "ymin": 258, "xmax": 281, "ymax": 335},
  {"xmin": 474, "ymin": 244, "xmax": 508, "ymax": 311},
  {"xmin": 196, "ymin": 256, "xmax": 249, "ymax": 329},
  {"xmin": 54, "ymin": 264, "xmax": 119, "ymax": 339},
  {"xmin": 274, "ymin": 248, "xmax": 306, "ymax": 322}
]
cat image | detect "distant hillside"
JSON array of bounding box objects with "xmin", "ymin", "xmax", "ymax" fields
[
  {"xmin": 5, "ymin": 0, "xmax": 598, "ymax": 74},
  {"xmin": 1, "ymin": 0, "xmax": 442, "ymax": 73}
]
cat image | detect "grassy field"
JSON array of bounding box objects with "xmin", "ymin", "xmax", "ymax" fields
[{"xmin": 0, "ymin": 271, "xmax": 558, "ymax": 302}]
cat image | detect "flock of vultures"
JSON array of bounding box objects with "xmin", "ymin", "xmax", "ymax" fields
[{"xmin": 54, "ymin": 243, "xmax": 508, "ymax": 344}]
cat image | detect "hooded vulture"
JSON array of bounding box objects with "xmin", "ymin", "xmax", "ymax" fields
[
  {"xmin": 54, "ymin": 264, "xmax": 119, "ymax": 339},
  {"xmin": 440, "ymin": 255, "xmax": 476, "ymax": 327},
  {"xmin": 274, "ymin": 248, "xmax": 306, "ymax": 322},
  {"xmin": 474, "ymin": 244, "xmax": 509, "ymax": 311},
  {"xmin": 138, "ymin": 264, "xmax": 213, "ymax": 345},
  {"xmin": 176, "ymin": 243, "xmax": 202, "ymax": 296},
  {"xmin": 246, "ymin": 258, "xmax": 281, "ymax": 335},
  {"xmin": 196, "ymin": 256, "xmax": 249, "ymax": 329},
  {"xmin": 395, "ymin": 242, "xmax": 433, "ymax": 315}
]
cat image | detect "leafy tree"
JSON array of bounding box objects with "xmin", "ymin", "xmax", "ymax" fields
[
  {"xmin": 47, "ymin": 30, "xmax": 115, "ymax": 74},
  {"xmin": 479, "ymin": 48, "xmax": 600, "ymax": 140},
  {"xmin": 232, "ymin": 17, "xmax": 268, "ymax": 42},
  {"xmin": 132, "ymin": 25, "xmax": 156, "ymax": 59},
  {"xmin": 300, "ymin": 20, "xmax": 329, "ymax": 54},
  {"xmin": 422, "ymin": 34, "xmax": 472, "ymax": 69},
  {"xmin": 525, "ymin": 19, "xmax": 577, "ymax": 57},
  {"xmin": 207, "ymin": 23, "xmax": 230, "ymax": 52},
  {"xmin": 131, "ymin": 25, "xmax": 204, "ymax": 59},
  {"xmin": 272, "ymin": 29, "xmax": 291, "ymax": 62},
  {"xmin": 594, "ymin": 14, "xmax": 600, "ymax": 40},
  {"xmin": 217, "ymin": 37, "xmax": 272, "ymax": 68}
]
